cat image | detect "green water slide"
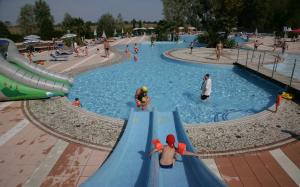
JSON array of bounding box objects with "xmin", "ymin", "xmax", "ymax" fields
[{"xmin": 0, "ymin": 38, "xmax": 71, "ymax": 101}]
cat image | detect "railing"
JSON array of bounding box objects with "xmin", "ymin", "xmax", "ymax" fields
[{"xmin": 235, "ymin": 47, "xmax": 298, "ymax": 89}]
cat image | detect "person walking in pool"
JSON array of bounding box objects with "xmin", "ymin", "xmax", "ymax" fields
[
  {"xmin": 200, "ymin": 74, "xmax": 212, "ymax": 100},
  {"xmin": 148, "ymin": 134, "xmax": 199, "ymax": 168}
]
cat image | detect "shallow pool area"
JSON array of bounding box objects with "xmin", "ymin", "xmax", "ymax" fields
[
  {"xmin": 68, "ymin": 42, "xmax": 282, "ymax": 124},
  {"xmin": 264, "ymin": 53, "xmax": 300, "ymax": 81}
]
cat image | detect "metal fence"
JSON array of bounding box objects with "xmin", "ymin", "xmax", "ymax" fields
[{"xmin": 235, "ymin": 47, "xmax": 299, "ymax": 88}]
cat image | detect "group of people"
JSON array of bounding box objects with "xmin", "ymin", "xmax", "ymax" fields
[{"xmin": 124, "ymin": 43, "xmax": 139, "ymax": 62}]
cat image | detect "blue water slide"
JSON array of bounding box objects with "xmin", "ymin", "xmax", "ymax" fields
[
  {"xmin": 81, "ymin": 109, "xmax": 153, "ymax": 187},
  {"xmin": 82, "ymin": 108, "xmax": 226, "ymax": 187}
]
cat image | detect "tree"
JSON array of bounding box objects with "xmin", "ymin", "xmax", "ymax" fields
[
  {"xmin": 138, "ymin": 20, "xmax": 143, "ymax": 28},
  {"xmin": 34, "ymin": 0, "xmax": 53, "ymax": 28},
  {"xmin": 18, "ymin": 4, "xmax": 36, "ymax": 35},
  {"xmin": 62, "ymin": 13, "xmax": 73, "ymax": 32},
  {"xmin": 0, "ymin": 21, "xmax": 11, "ymax": 38},
  {"xmin": 34, "ymin": 0, "xmax": 54, "ymax": 39},
  {"xmin": 131, "ymin": 19, "xmax": 137, "ymax": 28},
  {"xmin": 97, "ymin": 13, "xmax": 115, "ymax": 37},
  {"xmin": 115, "ymin": 13, "xmax": 125, "ymax": 32},
  {"xmin": 39, "ymin": 18, "xmax": 54, "ymax": 40}
]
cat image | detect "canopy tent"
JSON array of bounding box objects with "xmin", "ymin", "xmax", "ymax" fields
[
  {"xmin": 102, "ymin": 31, "xmax": 106, "ymax": 38},
  {"xmin": 61, "ymin": 33, "xmax": 77, "ymax": 39},
  {"xmin": 23, "ymin": 39, "xmax": 41, "ymax": 45},
  {"xmin": 133, "ymin": 27, "xmax": 147, "ymax": 31},
  {"xmin": 188, "ymin": 26, "xmax": 196, "ymax": 30}
]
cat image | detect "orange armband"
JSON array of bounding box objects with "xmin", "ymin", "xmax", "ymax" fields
[
  {"xmin": 152, "ymin": 139, "xmax": 163, "ymax": 151},
  {"xmin": 177, "ymin": 143, "xmax": 186, "ymax": 155}
]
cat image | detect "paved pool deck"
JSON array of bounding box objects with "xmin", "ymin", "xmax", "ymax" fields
[{"xmin": 0, "ymin": 36, "xmax": 299, "ymax": 186}]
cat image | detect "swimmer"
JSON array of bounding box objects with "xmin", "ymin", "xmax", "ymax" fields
[
  {"xmin": 133, "ymin": 55, "xmax": 138, "ymax": 62},
  {"xmin": 215, "ymin": 41, "xmax": 223, "ymax": 62},
  {"xmin": 148, "ymin": 134, "xmax": 199, "ymax": 168},
  {"xmin": 72, "ymin": 98, "xmax": 82, "ymax": 107},
  {"xmin": 135, "ymin": 86, "xmax": 150, "ymax": 110},
  {"xmin": 134, "ymin": 43, "xmax": 139, "ymax": 54},
  {"xmin": 125, "ymin": 45, "xmax": 129, "ymax": 54}
]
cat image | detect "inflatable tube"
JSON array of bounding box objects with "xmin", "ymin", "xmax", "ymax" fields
[{"xmin": 281, "ymin": 92, "xmax": 293, "ymax": 100}]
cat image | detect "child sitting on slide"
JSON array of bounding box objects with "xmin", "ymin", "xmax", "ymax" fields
[{"xmin": 148, "ymin": 134, "xmax": 199, "ymax": 168}]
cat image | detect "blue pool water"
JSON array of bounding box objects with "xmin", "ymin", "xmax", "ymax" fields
[
  {"xmin": 264, "ymin": 54, "xmax": 300, "ymax": 81},
  {"xmin": 69, "ymin": 42, "xmax": 282, "ymax": 124}
]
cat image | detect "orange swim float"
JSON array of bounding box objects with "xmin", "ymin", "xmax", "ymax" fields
[
  {"xmin": 177, "ymin": 143, "xmax": 186, "ymax": 155},
  {"xmin": 152, "ymin": 139, "xmax": 163, "ymax": 150}
]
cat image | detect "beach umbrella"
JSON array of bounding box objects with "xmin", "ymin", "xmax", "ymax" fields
[
  {"xmin": 23, "ymin": 39, "xmax": 41, "ymax": 45},
  {"xmin": 61, "ymin": 33, "xmax": 77, "ymax": 39},
  {"xmin": 133, "ymin": 28, "xmax": 139, "ymax": 31},
  {"xmin": 102, "ymin": 30, "xmax": 106, "ymax": 38},
  {"xmin": 24, "ymin": 35, "xmax": 40, "ymax": 40}
]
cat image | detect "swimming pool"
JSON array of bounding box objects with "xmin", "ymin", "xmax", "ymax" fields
[
  {"xmin": 264, "ymin": 54, "xmax": 300, "ymax": 81},
  {"xmin": 68, "ymin": 42, "xmax": 282, "ymax": 124}
]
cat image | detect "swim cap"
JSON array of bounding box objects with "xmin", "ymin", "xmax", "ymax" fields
[
  {"xmin": 166, "ymin": 134, "xmax": 175, "ymax": 148},
  {"xmin": 142, "ymin": 86, "xmax": 148, "ymax": 92}
]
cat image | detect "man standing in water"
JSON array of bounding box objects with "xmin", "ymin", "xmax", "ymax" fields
[{"xmin": 200, "ymin": 74, "xmax": 212, "ymax": 100}]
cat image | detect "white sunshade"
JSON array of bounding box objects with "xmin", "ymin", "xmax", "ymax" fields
[
  {"xmin": 178, "ymin": 27, "xmax": 184, "ymax": 30},
  {"xmin": 61, "ymin": 33, "xmax": 77, "ymax": 39},
  {"xmin": 102, "ymin": 31, "xmax": 106, "ymax": 38},
  {"xmin": 24, "ymin": 35, "xmax": 40, "ymax": 40}
]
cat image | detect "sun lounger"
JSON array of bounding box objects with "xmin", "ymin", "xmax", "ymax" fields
[
  {"xmin": 55, "ymin": 50, "xmax": 73, "ymax": 56},
  {"xmin": 50, "ymin": 53, "xmax": 68, "ymax": 61}
]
